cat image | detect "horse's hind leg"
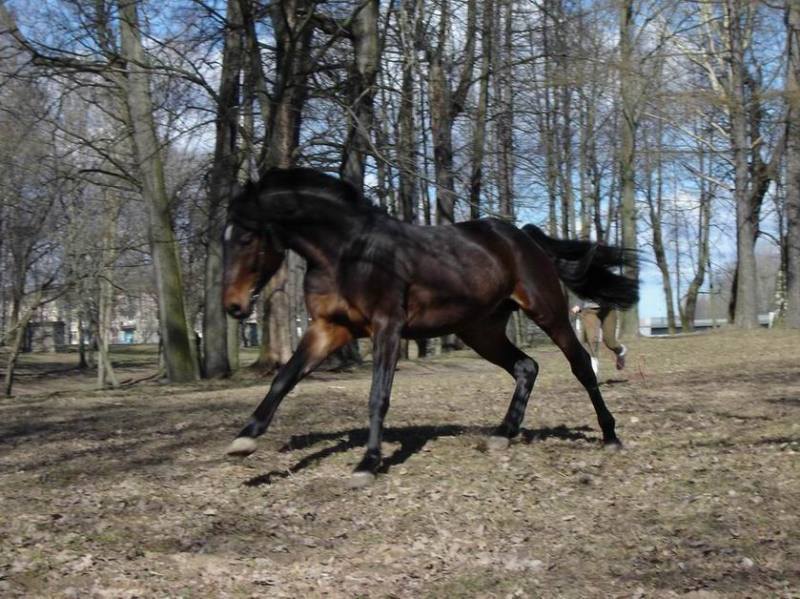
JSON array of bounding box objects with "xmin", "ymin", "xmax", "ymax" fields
[
  {"xmin": 533, "ymin": 310, "xmax": 621, "ymax": 446},
  {"xmin": 509, "ymin": 229, "xmax": 620, "ymax": 446},
  {"xmin": 458, "ymin": 313, "xmax": 539, "ymax": 448}
]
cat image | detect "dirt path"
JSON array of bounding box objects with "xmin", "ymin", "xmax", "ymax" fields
[{"xmin": 1, "ymin": 330, "xmax": 799, "ymax": 597}]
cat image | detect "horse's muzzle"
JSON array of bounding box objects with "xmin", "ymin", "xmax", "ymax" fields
[{"xmin": 225, "ymin": 301, "xmax": 253, "ymax": 320}]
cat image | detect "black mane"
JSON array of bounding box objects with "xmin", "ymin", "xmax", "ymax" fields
[{"xmin": 252, "ymin": 167, "xmax": 375, "ymax": 209}]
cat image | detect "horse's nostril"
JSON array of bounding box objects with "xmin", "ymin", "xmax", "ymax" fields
[{"xmin": 228, "ymin": 303, "xmax": 242, "ymax": 316}]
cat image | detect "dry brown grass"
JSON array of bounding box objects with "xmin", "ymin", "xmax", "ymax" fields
[{"xmin": 1, "ymin": 329, "xmax": 799, "ymax": 597}]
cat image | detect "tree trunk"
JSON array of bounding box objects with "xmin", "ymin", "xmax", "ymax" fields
[
  {"xmin": 340, "ymin": 0, "xmax": 379, "ymax": 189},
  {"xmin": 726, "ymin": 0, "xmax": 759, "ymax": 329},
  {"xmin": 96, "ymin": 194, "xmax": 119, "ymax": 389},
  {"xmin": 398, "ymin": 0, "xmax": 420, "ymax": 223},
  {"xmin": 494, "ymin": 0, "xmax": 514, "ymax": 220},
  {"xmin": 644, "ymin": 129, "xmax": 676, "ymax": 334},
  {"xmin": 204, "ymin": 0, "xmax": 245, "ymax": 378},
  {"xmin": 578, "ymin": 95, "xmax": 592, "ymax": 241},
  {"xmin": 682, "ymin": 139, "xmax": 713, "ymax": 331},
  {"xmin": 554, "ymin": 0, "xmax": 574, "ymax": 238},
  {"xmin": 256, "ymin": 0, "xmax": 315, "ymax": 370},
  {"xmin": 77, "ymin": 312, "xmax": 89, "ymax": 369},
  {"xmin": 3, "ymin": 289, "xmax": 41, "ymax": 397},
  {"xmin": 428, "ymin": 59, "xmax": 456, "ymax": 224},
  {"xmin": 0, "ymin": 202, "xmax": 4, "ymax": 343},
  {"xmin": 118, "ymin": 0, "xmax": 198, "ymax": 382},
  {"xmin": 786, "ymin": 0, "xmax": 800, "ymax": 328},
  {"xmin": 259, "ymin": 255, "xmax": 293, "ymax": 369},
  {"xmin": 427, "ymin": 0, "xmax": 477, "ymax": 224},
  {"xmin": 418, "ymin": 73, "xmax": 433, "ymax": 225},
  {"xmin": 335, "ymin": 0, "xmax": 381, "ymax": 369},
  {"xmin": 618, "ymin": 0, "xmax": 639, "ymax": 336},
  {"xmin": 541, "ymin": 7, "xmax": 559, "ymax": 236},
  {"xmin": 4, "ymin": 307, "xmax": 32, "ymax": 397},
  {"xmin": 468, "ymin": 0, "xmax": 493, "ymax": 220}
]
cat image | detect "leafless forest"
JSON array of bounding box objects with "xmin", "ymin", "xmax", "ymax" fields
[
  {"xmin": 1, "ymin": 3, "xmax": 800, "ymax": 597},
  {"xmin": 0, "ymin": 0, "xmax": 798, "ymax": 388}
]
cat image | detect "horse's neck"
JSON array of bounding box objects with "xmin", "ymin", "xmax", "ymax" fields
[
  {"xmin": 277, "ymin": 199, "xmax": 368, "ymax": 269},
  {"xmin": 255, "ymin": 179, "xmax": 374, "ymax": 267}
]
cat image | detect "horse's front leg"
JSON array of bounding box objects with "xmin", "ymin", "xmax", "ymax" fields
[
  {"xmin": 226, "ymin": 320, "xmax": 352, "ymax": 457},
  {"xmin": 350, "ymin": 321, "xmax": 402, "ymax": 487}
]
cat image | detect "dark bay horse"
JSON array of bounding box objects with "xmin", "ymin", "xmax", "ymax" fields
[{"xmin": 223, "ymin": 168, "xmax": 638, "ymax": 485}]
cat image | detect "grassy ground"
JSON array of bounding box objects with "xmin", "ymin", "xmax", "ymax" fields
[{"xmin": 1, "ymin": 329, "xmax": 799, "ymax": 597}]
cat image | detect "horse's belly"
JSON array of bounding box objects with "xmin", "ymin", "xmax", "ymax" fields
[{"xmin": 403, "ymin": 287, "xmax": 508, "ymax": 337}]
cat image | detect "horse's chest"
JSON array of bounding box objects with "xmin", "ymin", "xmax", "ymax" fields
[{"xmin": 305, "ymin": 291, "xmax": 371, "ymax": 332}]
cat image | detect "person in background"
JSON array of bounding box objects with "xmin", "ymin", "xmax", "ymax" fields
[{"xmin": 571, "ymin": 301, "xmax": 627, "ymax": 376}]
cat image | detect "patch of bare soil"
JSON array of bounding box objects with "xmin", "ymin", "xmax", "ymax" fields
[{"xmin": 1, "ymin": 329, "xmax": 799, "ymax": 598}]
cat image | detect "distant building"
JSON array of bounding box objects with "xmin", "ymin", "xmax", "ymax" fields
[
  {"xmin": 12, "ymin": 293, "xmax": 263, "ymax": 352},
  {"xmin": 639, "ymin": 314, "xmax": 771, "ymax": 336}
]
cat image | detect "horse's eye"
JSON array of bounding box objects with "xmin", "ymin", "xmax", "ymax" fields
[{"xmin": 239, "ymin": 232, "xmax": 255, "ymax": 245}]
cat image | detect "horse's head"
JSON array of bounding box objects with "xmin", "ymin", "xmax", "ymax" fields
[{"xmin": 222, "ymin": 221, "xmax": 285, "ymax": 320}]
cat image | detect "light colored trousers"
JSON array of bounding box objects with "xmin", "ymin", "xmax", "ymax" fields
[{"xmin": 580, "ymin": 307, "xmax": 623, "ymax": 357}]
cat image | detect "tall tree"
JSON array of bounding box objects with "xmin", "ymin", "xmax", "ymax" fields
[
  {"xmin": 118, "ymin": 0, "xmax": 198, "ymax": 381},
  {"xmin": 426, "ymin": 0, "xmax": 477, "ymax": 224},
  {"xmin": 493, "ymin": 0, "xmax": 514, "ymax": 220},
  {"xmin": 96, "ymin": 191, "xmax": 120, "ymax": 389},
  {"xmin": 203, "ymin": 0, "xmax": 245, "ymax": 378},
  {"xmin": 397, "ymin": 0, "xmax": 421, "ymax": 224},
  {"xmin": 254, "ymin": 0, "xmax": 315, "ymax": 370},
  {"xmin": 724, "ymin": 0, "xmax": 759, "ymax": 328},
  {"xmin": 339, "ymin": 0, "xmax": 380, "ymax": 189},
  {"xmin": 618, "ymin": 0, "xmax": 640, "ymax": 336},
  {"xmin": 643, "ymin": 121, "xmax": 677, "ymax": 333},
  {"xmin": 468, "ymin": 0, "xmax": 493, "ymax": 220},
  {"xmin": 682, "ymin": 121, "xmax": 715, "ymax": 332},
  {"xmin": 786, "ymin": 0, "xmax": 800, "ymax": 328}
]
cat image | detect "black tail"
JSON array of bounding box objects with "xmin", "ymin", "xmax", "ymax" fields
[{"xmin": 522, "ymin": 224, "xmax": 639, "ymax": 310}]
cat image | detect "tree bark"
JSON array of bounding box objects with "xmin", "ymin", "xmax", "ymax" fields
[
  {"xmin": 541, "ymin": 5, "xmax": 559, "ymax": 236},
  {"xmin": 494, "ymin": 0, "xmax": 514, "ymax": 220},
  {"xmin": 398, "ymin": 0, "xmax": 420, "ymax": 223},
  {"xmin": 618, "ymin": 0, "xmax": 640, "ymax": 336},
  {"xmin": 96, "ymin": 193, "xmax": 119, "ymax": 389},
  {"xmin": 468, "ymin": 0, "xmax": 493, "ymax": 220},
  {"xmin": 256, "ymin": 0, "xmax": 315, "ymax": 370},
  {"xmin": 786, "ymin": 0, "xmax": 800, "ymax": 328},
  {"xmin": 644, "ymin": 127, "xmax": 676, "ymax": 334},
  {"xmin": 118, "ymin": 0, "xmax": 199, "ymax": 382},
  {"xmin": 340, "ymin": 0, "xmax": 379, "ymax": 189},
  {"xmin": 725, "ymin": 0, "xmax": 759, "ymax": 329},
  {"xmin": 553, "ymin": 0, "xmax": 574, "ymax": 238},
  {"xmin": 204, "ymin": 0, "xmax": 245, "ymax": 378},
  {"xmin": 682, "ymin": 131, "xmax": 713, "ymax": 332},
  {"xmin": 4, "ymin": 304, "xmax": 33, "ymax": 397},
  {"xmin": 77, "ymin": 312, "xmax": 89, "ymax": 369},
  {"xmin": 427, "ymin": 0, "xmax": 477, "ymax": 224},
  {"xmin": 335, "ymin": 0, "xmax": 381, "ymax": 369}
]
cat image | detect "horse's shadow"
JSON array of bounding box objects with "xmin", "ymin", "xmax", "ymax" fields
[{"xmin": 243, "ymin": 423, "xmax": 595, "ymax": 487}]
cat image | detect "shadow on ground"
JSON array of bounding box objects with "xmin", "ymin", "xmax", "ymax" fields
[{"xmin": 244, "ymin": 423, "xmax": 596, "ymax": 487}]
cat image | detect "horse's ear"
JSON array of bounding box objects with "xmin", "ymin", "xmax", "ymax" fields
[{"xmin": 228, "ymin": 179, "xmax": 263, "ymax": 226}]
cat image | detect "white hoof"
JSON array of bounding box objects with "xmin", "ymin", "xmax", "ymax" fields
[
  {"xmin": 227, "ymin": 436, "xmax": 258, "ymax": 457},
  {"xmin": 487, "ymin": 436, "xmax": 511, "ymax": 451},
  {"xmin": 348, "ymin": 470, "xmax": 376, "ymax": 488}
]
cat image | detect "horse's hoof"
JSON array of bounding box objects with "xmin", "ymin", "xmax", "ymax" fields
[
  {"xmin": 348, "ymin": 470, "xmax": 376, "ymax": 489},
  {"xmin": 603, "ymin": 439, "xmax": 623, "ymax": 452},
  {"xmin": 227, "ymin": 436, "xmax": 258, "ymax": 457},
  {"xmin": 487, "ymin": 436, "xmax": 511, "ymax": 451}
]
